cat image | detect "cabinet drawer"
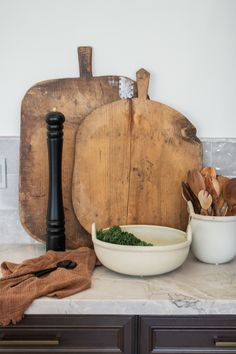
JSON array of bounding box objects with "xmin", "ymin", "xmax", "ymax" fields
[
  {"xmin": 139, "ymin": 315, "xmax": 236, "ymax": 354},
  {"xmin": 0, "ymin": 315, "xmax": 137, "ymax": 354}
]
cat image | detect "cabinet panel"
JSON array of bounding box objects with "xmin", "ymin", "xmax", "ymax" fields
[
  {"xmin": 139, "ymin": 315, "xmax": 236, "ymax": 354},
  {"xmin": 0, "ymin": 315, "xmax": 137, "ymax": 354},
  {"xmin": 2, "ymin": 314, "xmax": 236, "ymax": 353}
]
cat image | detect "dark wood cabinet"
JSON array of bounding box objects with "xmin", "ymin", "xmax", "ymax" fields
[
  {"xmin": 1, "ymin": 315, "xmax": 236, "ymax": 354},
  {"xmin": 0, "ymin": 315, "xmax": 137, "ymax": 354},
  {"xmin": 139, "ymin": 315, "xmax": 236, "ymax": 354}
]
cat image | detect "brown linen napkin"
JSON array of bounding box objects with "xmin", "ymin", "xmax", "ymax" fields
[{"xmin": 0, "ymin": 247, "xmax": 96, "ymax": 326}]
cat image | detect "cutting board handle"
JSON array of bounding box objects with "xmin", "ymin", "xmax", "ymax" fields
[
  {"xmin": 78, "ymin": 46, "xmax": 93, "ymax": 78},
  {"xmin": 136, "ymin": 68, "xmax": 150, "ymax": 99}
]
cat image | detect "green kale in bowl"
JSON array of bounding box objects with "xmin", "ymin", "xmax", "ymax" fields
[{"xmin": 96, "ymin": 226, "xmax": 153, "ymax": 246}]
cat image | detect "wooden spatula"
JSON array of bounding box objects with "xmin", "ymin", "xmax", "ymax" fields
[
  {"xmin": 223, "ymin": 178, "xmax": 236, "ymax": 214},
  {"xmin": 187, "ymin": 169, "xmax": 205, "ymax": 197},
  {"xmin": 198, "ymin": 190, "xmax": 213, "ymax": 215}
]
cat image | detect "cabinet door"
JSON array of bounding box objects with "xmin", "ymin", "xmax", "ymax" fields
[
  {"xmin": 139, "ymin": 315, "xmax": 236, "ymax": 354},
  {"xmin": 0, "ymin": 315, "xmax": 137, "ymax": 354}
]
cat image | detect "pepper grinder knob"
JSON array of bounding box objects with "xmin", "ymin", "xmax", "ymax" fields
[{"xmin": 45, "ymin": 111, "xmax": 66, "ymax": 251}]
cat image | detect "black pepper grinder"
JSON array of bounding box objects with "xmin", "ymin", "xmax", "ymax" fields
[{"xmin": 45, "ymin": 111, "xmax": 66, "ymax": 251}]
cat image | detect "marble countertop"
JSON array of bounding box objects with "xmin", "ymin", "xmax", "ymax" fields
[{"xmin": 1, "ymin": 244, "xmax": 236, "ymax": 315}]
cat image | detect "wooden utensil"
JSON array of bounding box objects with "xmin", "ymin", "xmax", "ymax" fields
[
  {"xmin": 223, "ymin": 178, "xmax": 236, "ymax": 214},
  {"xmin": 216, "ymin": 194, "xmax": 226, "ymax": 215},
  {"xmin": 226, "ymin": 204, "xmax": 236, "ymax": 216},
  {"xmin": 217, "ymin": 175, "xmax": 229, "ymax": 190},
  {"xmin": 201, "ymin": 166, "xmax": 217, "ymax": 179},
  {"xmin": 187, "ymin": 169, "xmax": 205, "ymax": 197},
  {"xmin": 216, "ymin": 175, "xmax": 229, "ymax": 214},
  {"xmin": 181, "ymin": 182, "xmax": 201, "ymax": 214},
  {"xmin": 198, "ymin": 190, "xmax": 213, "ymax": 215},
  {"xmin": 72, "ymin": 68, "xmax": 202, "ymax": 232},
  {"xmin": 220, "ymin": 201, "xmax": 228, "ymax": 216},
  {"xmin": 19, "ymin": 47, "xmax": 137, "ymax": 249},
  {"xmin": 204, "ymin": 176, "xmax": 221, "ymax": 215}
]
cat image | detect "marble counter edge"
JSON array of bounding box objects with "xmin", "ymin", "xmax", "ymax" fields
[
  {"xmin": 2, "ymin": 244, "xmax": 236, "ymax": 316},
  {"xmin": 25, "ymin": 298, "xmax": 236, "ymax": 316}
]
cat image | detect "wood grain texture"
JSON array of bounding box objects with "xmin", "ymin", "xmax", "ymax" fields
[
  {"xmin": 19, "ymin": 47, "xmax": 137, "ymax": 249},
  {"xmin": 72, "ymin": 69, "xmax": 202, "ymax": 233}
]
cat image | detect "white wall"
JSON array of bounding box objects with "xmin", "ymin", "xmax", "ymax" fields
[{"xmin": 0, "ymin": 0, "xmax": 235, "ymax": 137}]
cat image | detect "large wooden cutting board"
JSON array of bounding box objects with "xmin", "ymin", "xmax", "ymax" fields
[
  {"xmin": 72, "ymin": 69, "xmax": 202, "ymax": 232},
  {"xmin": 19, "ymin": 47, "xmax": 137, "ymax": 249}
]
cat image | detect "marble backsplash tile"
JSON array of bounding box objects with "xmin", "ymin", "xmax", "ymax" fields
[
  {"xmin": 0, "ymin": 137, "xmax": 19, "ymax": 174},
  {"xmin": 0, "ymin": 209, "xmax": 35, "ymax": 244},
  {"xmin": 201, "ymin": 138, "xmax": 236, "ymax": 178},
  {"xmin": 0, "ymin": 137, "xmax": 34, "ymax": 243},
  {"xmin": 0, "ymin": 137, "xmax": 236, "ymax": 244}
]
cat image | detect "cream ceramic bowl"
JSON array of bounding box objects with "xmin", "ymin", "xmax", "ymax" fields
[
  {"xmin": 188, "ymin": 201, "xmax": 236, "ymax": 264},
  {"xmin": 92, "ymin": 223, "xmax": 192, "ymax": 276}
]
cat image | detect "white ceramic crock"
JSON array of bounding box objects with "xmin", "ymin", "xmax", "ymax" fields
[
  {"xmin": 188, "ymin": 201, "xmax": 236, "ymax": 264},
  {"xmin": 92, "ymin": 223, "xmax": 192, "ymax": 276}
]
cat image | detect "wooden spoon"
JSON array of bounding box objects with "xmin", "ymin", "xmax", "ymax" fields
[
  {"xmin": 217, "ymin": 175, "xmax": 229, "ymax": 191},
  {"xmin": 198, "ymin": 190, "xmax": 213, "ymax": 215},
  {"xmin": 216, "ymin": 175, "xmax": 229, "ymax": 214},
  {"xmin": 226, "ymin": 204, "xmax": 236, "ymax": 216},
  {"xmin": 216, "ymin": 194, "xmax": 226, "ymax": 215},
  {"xmin": 181, "ymin": 182, "xmax": 201, "ymax": 214},
  {"xmin": 220, "ymin": 201, "xmax": 228, "ymax": 216},
  {"xmin": 201, "ymin": 166, "xmax": 217, "ymax": 179},
  {"xmin": 187, "ymin": 169, "xmax": 205, "ymax": 198},
  {"xmin": 205, "ymin": 176, "xmax": 220, "ymax": 198},
  {"xmin": 223, "ymin": 178, "xmax": 236, "ymax": 213},
  {"xmin": 204, "ymin": 176, "xmax": 221, "ymax": 215}
]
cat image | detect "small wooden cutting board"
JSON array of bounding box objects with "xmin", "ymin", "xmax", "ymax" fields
[
  {"xmin": 19, "ymin": 47, "xmax": 137, "ymax": 249},
  {"xmin": 72, "ymin": 69, "xmax": 202, "ymax": 233}
]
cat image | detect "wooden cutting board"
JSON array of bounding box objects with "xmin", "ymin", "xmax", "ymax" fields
[
  {"xmin": 19, "ymin": 47, "xmax": 137, "ymax": 249},
  {"xmin": 72, "ymin": 68, "xmax": 202, "ymax": 233}
]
